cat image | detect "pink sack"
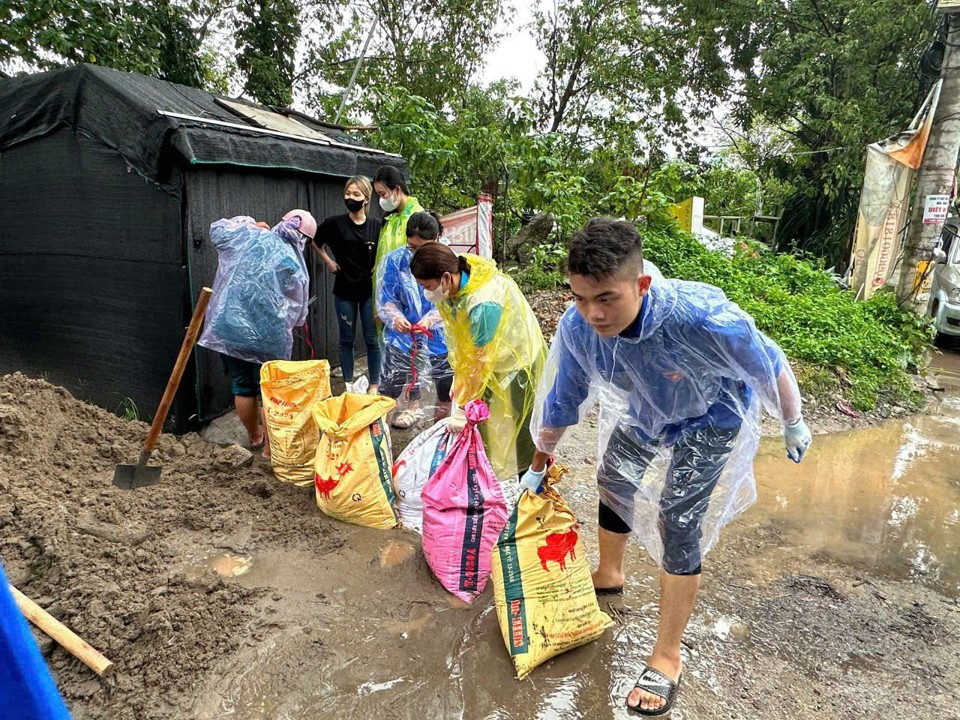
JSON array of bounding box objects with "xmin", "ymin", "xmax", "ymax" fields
[{"xmin": 421, "ymin": 400, "xmax": 509, "ymax": 603}]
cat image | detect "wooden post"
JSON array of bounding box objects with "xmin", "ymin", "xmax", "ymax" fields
[{"xmin": 10, "ymin": 585, "xmax": 115, "ymax": 678}]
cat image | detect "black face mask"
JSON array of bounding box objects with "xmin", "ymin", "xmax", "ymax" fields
[{"xmin": 344, "ymin": 198, "xmax": 365, "ymax": 213}]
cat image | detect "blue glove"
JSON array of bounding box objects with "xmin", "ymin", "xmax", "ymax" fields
[
  {"xmin": 784, "ymin": 419, "xmax": 812, "ymax": 463},
  {"xmin": 519, "ymin": 467, "xmax": 547, "ymax": 494}
]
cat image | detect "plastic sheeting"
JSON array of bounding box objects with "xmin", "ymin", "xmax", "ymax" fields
[
  {"xmin": 0, "ymin": 562, "xmax": 72, "ymax": 720},
  {"xmin": 198, "ymin": 216, "xmax": 309, "ymax": 364},
  {"xmin": 373, "ymin": 197, "xmax": 423, "ymax": 292},
  {"xmin": 434, "ymin": 255, "xmax": 547, "ymax": 480},
  {"xmin": 392, "ymin": 419, "xmax": 455, "ymax": 533},
  {"xmin": 531, "ymin": 266, "xmax": 802, "ymax": 573},
  {"xmin": 376, "ymin": 246, "xmax": 452, "ymax": 404},
  {"xmin": 0, "ymin": 64, "xmax": 404, "ymax": 191}
]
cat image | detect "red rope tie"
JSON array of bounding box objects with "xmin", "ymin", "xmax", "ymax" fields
[{"xmin": 403, "ymin": 323, "xmax": 434, "ymax": 400}]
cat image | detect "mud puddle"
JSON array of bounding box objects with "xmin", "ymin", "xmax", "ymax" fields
[
  {"xmin": 744, "ymin": 395, "xmax": 960, "ymax": 594},
  {"xmin": 188, "ymin": 358, "xmax": 960, "ymax": 720}
]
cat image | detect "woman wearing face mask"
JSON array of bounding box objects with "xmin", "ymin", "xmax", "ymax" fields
[
  {"xmin": 312, "ymin": 176, "xmax": 383, "ymax": 391},
  {"xmin": 377, "ymin": 212, "xmax": 453, "ymax": 428},
  {"xmin": 410, "ymin": 243, "xmax": 547, "ymax": 481},
  {"xmin": 372, "ymin": 165, "xmax": 423, "ymax": 292}
]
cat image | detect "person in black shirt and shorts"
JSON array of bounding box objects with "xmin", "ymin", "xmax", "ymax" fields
[{"xmin": 313, "ymin": 176, "xmax": 383, "ymax": 391}]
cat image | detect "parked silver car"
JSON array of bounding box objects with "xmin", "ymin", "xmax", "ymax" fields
[{"xmin": 929, "ymin": 216, "xmax": 960, "ymax": 345}]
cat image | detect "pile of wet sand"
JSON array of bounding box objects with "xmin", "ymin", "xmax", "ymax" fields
[{"xmin": 0, "ymin": 373, "xmax": 344, "ymax": 720}]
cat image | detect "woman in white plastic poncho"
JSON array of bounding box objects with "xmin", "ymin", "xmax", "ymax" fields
[
  {"xmin": 524, "ymin": 219, "xmax": 811, "ymax": 716},
  {"xmin": 409, "ymin": 243, "xmax": 547, "ymax": 480}
]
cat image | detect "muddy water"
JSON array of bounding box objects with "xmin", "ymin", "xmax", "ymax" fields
[
  {"xmin": 748, "ymin": 397, "xmax": 960, "ymax": 594},
  {"xmin": 190, "ymin": 355, "xmax": 960, "ymax": 720}
]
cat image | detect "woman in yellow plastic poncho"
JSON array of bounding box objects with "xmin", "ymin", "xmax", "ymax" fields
[
  {"xmin": 410, "ymin": 243, "xmax": 547, "ymax": 480},
  {"xmin": 372, "ymin": 165, "xmax": 424, "ymax": 292}
]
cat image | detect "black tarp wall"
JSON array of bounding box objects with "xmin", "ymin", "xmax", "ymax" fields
[{"xmin": 0, "ymin": 129, "xmax": 191, "ymax": 424}]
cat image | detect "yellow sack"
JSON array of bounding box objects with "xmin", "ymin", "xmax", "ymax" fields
[
  {"xmin": 260, "ymin": 360, "xmax": 332, "ymax": 486},
  {"xmin": 312, "ymin": 393, "xmax": 398, "ymax": 528},
  {"xmin": 492, "ymin": 465, "xmax": 613, "ymax": 679}
]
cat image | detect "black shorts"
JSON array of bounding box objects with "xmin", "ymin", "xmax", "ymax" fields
[
  {"xmin": 221, "ymin": 354, "xmax": 262, "ymax": 398},
  {"xmin": 597, "ymin": 423, "xmax": 740, "ymax": 575}
]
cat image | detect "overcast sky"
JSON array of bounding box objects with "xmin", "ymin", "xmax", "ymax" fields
[{"xmin": 480, "ymin": 1, "xmax": 542, "ymax": 92}]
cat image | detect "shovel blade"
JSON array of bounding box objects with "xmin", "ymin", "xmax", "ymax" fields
[{"xmin": 112, "ymin": 463, "xmax": 162, "ymax": 489}]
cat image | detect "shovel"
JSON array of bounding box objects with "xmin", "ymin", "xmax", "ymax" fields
[{"xmin": 113, "ymin": 287, "xmax": 212, "ymax": 489}]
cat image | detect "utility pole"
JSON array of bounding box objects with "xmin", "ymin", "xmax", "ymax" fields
[
  {"xmin": 897, "ymin": 9, "xmax": 960, "ymax": 311},
  {"xmin": 334, "ymin": 11, "xmax": 379, "ymax": 126}
]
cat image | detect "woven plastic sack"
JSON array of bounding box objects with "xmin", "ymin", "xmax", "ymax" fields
[
  {"xmin": 492, "ymin": 465, "xmax": 613, "ymax": 679},
  {"xmin": 312, "ymin": 393, "xmax": 398, "ymax": 528},
  {"xmin": 392, "ymin": 419, "xmax": 455, "ymax": 533},
  {"xmin": 421, "ymin": 400, "xmax": 508, "ymax": 603},
  {"xmin": 260, "ymin": 360, "xmax": 331, "ymax": 486}
]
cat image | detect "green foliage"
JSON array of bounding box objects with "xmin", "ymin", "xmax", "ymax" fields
[
  {"xmin": 117, "ymin": 397, "xmax": 140, "ymax": 421},
  {"xmin": 643, "ymin": 227, "xmax": 931, "ymax": 410},
  {"xmin": 509, "ymin": 242, "xmax": 567, "ymax": 292},
  {"xmin": 0, "ymin": 0, "xmax": 226, "ymax": 90},
  {"xmin": 235, "ymin": 0, "xmax": 300, "ymax": 106},
  {"xmin": 302, "ymin": 0, "xmax": 508, "ymax": 118},
  {"xmin": 648, "ymin": 0, "xmax": 937, "ymax": 265}
]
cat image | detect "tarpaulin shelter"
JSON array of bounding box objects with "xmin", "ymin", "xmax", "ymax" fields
[{"xmin": 0, "ymin": 64, "xmax": 406, "ymax": 430}]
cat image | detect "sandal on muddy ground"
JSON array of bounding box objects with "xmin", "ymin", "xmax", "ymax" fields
[
  {"xmin": 595, "ymin": 585, "xmax": 623, "ymax": 596},
  {"xmin": 626, "ymin": 666, "xmax": 682, "ymax": 716},
  {"xmin": 391, "ymin": 409, "xmax": 422, "ymax": 429}
]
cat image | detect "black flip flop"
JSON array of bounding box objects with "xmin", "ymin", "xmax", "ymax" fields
[
  {"xmin": 626, "ymin": 666, "xmax": 682, "ymax": 716},
  {"xmin": 595, "ymin": 585, "xmax": 624, "ymax": 596}
]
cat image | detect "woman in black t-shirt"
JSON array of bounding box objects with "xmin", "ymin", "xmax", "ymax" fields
[{"xmin": 312, "ymin": 176, "xmax": 383, "ymax": 391}]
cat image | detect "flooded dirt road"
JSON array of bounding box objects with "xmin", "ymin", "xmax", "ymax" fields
[
  {"xmin": 185, "ymin": 354, "xmax": 960, "ymax": 720},
  {"xmin": 3, "ymin": 356, "xmax": 958, "ymax": 720}
]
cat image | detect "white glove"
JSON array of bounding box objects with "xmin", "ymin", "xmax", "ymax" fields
[
  {"xmin": 519, "ymin": 467, "xmax": 546, "ymax": 495},
  {"xmin": 447, "ymin": 406, "xmax": 467, "ymax": 434},
  {"xmin": 784, "ymin": 418, "xmax": 812, "ymax": 463}
]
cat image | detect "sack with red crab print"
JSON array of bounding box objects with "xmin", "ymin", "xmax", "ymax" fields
[{"xmin": 311, "ymin": 392, "xmax": 398, "ymax": 528}]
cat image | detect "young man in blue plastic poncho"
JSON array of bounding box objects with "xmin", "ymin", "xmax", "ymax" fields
[{"xmin": 523, "ymin": 219, "xmax": 812, "ymax": 716}]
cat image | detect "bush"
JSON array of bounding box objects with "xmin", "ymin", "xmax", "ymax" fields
[
  {"xmin": 642, "ymin": 226, "xmax": 932, "ymax": 410},
  {"xmin": 509, "ymin": 242, "xmax": 567, "ymax": 292}
]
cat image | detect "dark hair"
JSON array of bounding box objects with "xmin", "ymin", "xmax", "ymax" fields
[
  {"xmin": 410, "ymin": 243, "xmax": 468, "ymax": 280},
  {"xmin": 406, "ymin": 211, "xmax": 443, "ymax": 240},
  {"xmin": 372, "ymin": 165, "xmax": 409, "ymax": 194},
  {"xmin": 568, "ymin": 218, "xmax": 644, "ymax": 280}
]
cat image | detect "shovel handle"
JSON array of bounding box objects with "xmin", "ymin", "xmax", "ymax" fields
[
  {"xmin": 141, "ymin": 287, "xmax": 212, "ymax": 455},
  {"xmin": 11, "ymin": 585, "xmax": 115, "ymax": 677}
]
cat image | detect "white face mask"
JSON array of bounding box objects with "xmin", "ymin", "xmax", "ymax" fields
[
  {"xmin": 423, "ymin": 277, "xmax": 450, "ymax": 304},
  {"xmin": 379, "ymin": 194, "xmax": 399, "ymax": 212}
]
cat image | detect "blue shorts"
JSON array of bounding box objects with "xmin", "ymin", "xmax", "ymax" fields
[{"xmin": 221, "ymin": 354, "xmax": 262, "ymax": 398}]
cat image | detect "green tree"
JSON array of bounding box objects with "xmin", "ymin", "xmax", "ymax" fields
[
  {"xmin": 0, "ymin": 0, "xmax": 229, "ymax": 89},
  {"xmin": 235, "ymin": 0, "xmax": 301, "ymax": 106},
  {"xmin": 647, "ymin": 0, "xmax": 937, "ymax": 264},
  {"xmin": 301, "ymin": 0, "xmax": 508, "ymax": 118}
]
